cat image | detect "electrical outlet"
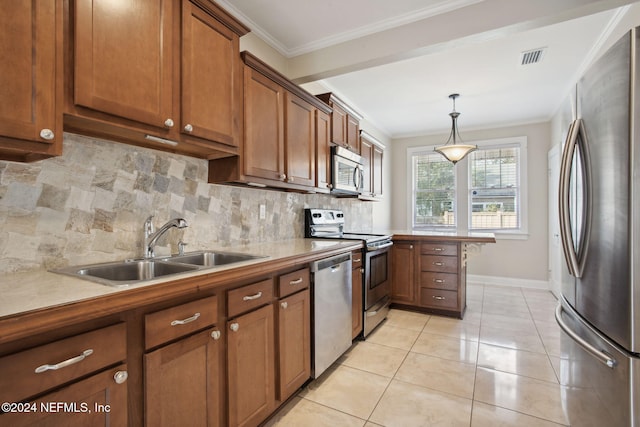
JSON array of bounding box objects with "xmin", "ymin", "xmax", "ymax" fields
[{"xmin": 259, "ymin": 204, "xmax": 266, "ymax": 220}]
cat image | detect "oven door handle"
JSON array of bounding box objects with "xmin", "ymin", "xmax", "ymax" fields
[{"xmin": 367, "ymin": 241, "xmax": 393, "ymax": 251}]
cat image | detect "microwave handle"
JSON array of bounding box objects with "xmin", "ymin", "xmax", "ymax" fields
[{"xmin": 353, "ymin": 166, "xmax": 363, "ymax": 190}]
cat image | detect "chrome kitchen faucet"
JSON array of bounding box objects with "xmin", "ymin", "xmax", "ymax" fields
[{"xmin": 143, "ymin": 216, "xmax": 188, "ymax": 258}]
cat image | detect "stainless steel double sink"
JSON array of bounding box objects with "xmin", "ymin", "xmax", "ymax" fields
[{"xmin": 52, "ymin": 251, "xmax": 266, "ymax": 287}]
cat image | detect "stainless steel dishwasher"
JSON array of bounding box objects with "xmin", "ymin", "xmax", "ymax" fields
[{"xmin": 311, "ymin": 252, "xmax": 352, "ymax": 378}]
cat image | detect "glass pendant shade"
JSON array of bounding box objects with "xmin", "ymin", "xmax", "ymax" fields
[{"xmin": 434, "ymin": 94, "xmax": 477, "ymax": 164}]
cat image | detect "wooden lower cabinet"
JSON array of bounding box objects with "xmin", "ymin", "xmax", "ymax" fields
[
  {"xmin": 1, "ymin": 364, "xmax": 128, "ymax": 427},
  {"xmin": 391, "ymin": 240, "xmax": 467, "ymax": 318},
  {"xmin": 227, "ymin": 303, "xmax": 275, "ymax": 427},
  {"xmin": 277, "ymin": 289, "xmax": 311, "ymax": 402},
  {"xmin": 351, "ymin": 250, "xmax": 364, "ymax": 339},
  {"xmin": 145, "ymin": 328, "xmax": 221, "ymax": 427},
  {"xmin": 390, "ymin": 242, "xmax": 417, "ymax": 305}
]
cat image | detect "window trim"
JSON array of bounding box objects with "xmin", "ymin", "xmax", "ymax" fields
[{"xmin": 407, "ymin": 136, "xmax": 528, "ymax": 238}]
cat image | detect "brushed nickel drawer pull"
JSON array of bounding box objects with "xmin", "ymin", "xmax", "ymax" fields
[
  {"xmin": 353, "ymin": 258, "xmax": 362, "ymax": 262},
  {"xmin": 432, "ymin": 295, "xmax": 446, "ymax": 300},
  {"xmin": 171, "ymin": 312, "xmax": 201, "ymax": 326},
  {"xmin": 433, "ymin": 262, "xmax": 445, "ymax": 266},
  {"xmin": 434, "ymin": 247, "xmax": 444, "ymax": 251},
  {"xmin": 35, "ymin": 349, "xmax": 94, "ymax": 373},
  {"xmin": 243, "ymin": 291, "xmax": 263, "ymax": 301},
  {"xmin": 289, "ymin": 278, "xmax": 303, "ymax": 285},
  {"xmin": 434, "ymin": 279, "xmax": 445, "ymax": 283}
]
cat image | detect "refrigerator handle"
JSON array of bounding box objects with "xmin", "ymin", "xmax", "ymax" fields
[
  {"xmin": 558, "ymin": 119, "xmax": 592, "ymax": 278},
  {"xmin": 559, "ymin": 120, "xmax": 580, "ymax": 277},
  {"xmin": 555, "ymin": 304, "xmax": 617, "ymax": 368}
]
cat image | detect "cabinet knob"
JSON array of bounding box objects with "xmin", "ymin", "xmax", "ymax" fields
[
  {"xmin": 229, "ymin": 322, "xmax": 239, "ymax": 332},
  {"xmin": 113, "ymin": 370, "xmax": 128, "ymax": 384},
  {"xmin": 39, "ymin": 129, "xmax": 55, "ymax": 141},
  {"xmin": 360, "ymin": 268, "xmax": 364, "ymax": 274},
  {"xmin": 281, "ymin": 301, "xmax": 288, "ymax": 309},
  {"xmin": 409, "ymin": 245, "xmax": 413, "ymax": 250},
  {"xmin": 211, "ymin": 330, "xmax": 221, "ymax": 340},
  {"xmin": 164, "ymin": 118, "xmax": 174, "ymax": 128},
  {"xmin": 327, "ymin": 183, "xmax": 333, "ymax": 189},
  {"xmin": 184, "ymin": 124, "xmax": 193, "ymax": 133},
  {"xmin": 279, "ymin": 174, "xmax": 287, "ymax": 180}
]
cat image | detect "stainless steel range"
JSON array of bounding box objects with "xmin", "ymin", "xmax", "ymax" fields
[{"xmin": 305, "ymin": 208, "xmax": 392, "ymax": 337}]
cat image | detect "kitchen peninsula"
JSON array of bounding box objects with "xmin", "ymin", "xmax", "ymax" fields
[{"xmin": 390, "ymin": 231, "xmax": 496, "ymax": 318}]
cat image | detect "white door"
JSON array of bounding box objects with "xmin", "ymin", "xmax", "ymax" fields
[{"xmin": 548, "ymin": 145, "xmax": 562, "ymax": 298}]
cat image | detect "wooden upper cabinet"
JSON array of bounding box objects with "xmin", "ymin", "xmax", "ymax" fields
[
  {"xmin": 67, "ymin": 0, "xmax": 248, "ymax": 158},
  {"xmin": 359, "ymin": 131, "xmax": 384, "ymax": 200},
  {"xmin": 330, "ymin": 103, "xmax": 347, "ymax": 146},
  {"xmin": 316, "ymin": 92, "xmax": 363, "ymax": 154},
  {"xmin": 372, "ymin": 144, "xmax": 384, "ymax": 196},
  {"xmin": 210, "ymin": 52, "xmax": 331, "ymax": 191},
  {"xmin": 73, "ymin": 0, "xmax": 175, "ymax": 129},
  {"xmin": 360, "ymin": 136, "xmax": 373, "ymax": 195},
  {"xmin": 285, "ymin": 92, "xmax": 316, "ymax": 187},
  {"xmin": 181, "ymin": 0, "xmax": 243, "ymax": 147},
  {"xmin": 315, "ymin": 109, "xmax": 331, "ymax": 192},
  {"xmin": 347, "ymin": 115, "xmax": 360, "ymax": 153},
  {"xmin": 0, "ymin": 0, "xmax": 63, "ymax": 161},
  {"xmin": 243, "ymin": 66, "xmax": 285, "ymax": 182}
]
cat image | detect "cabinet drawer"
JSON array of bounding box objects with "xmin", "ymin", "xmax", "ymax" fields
[
  {"xmin": 420, "ymin": 289, "xmax": 458, "ymax": 310},
  {"xmin": 421, "ymin": 255, "xmax": 458, "ymax": 274},
  {"xmin": 421, "ymin": 243, "xmax": 458, "ymax": 257},
  {"xmin": 351, "ymin": 250, "xmax": 363, "ymax": 269},
  {"xmin": 228, "ymin": 279, "xmax": 274, "ymax": 318},
  {"xmin": 420, "ymin": 272, "xmax": 458, "ymax": 291},
  {"xmin": 0, "ymin": 323, "xmax": 126, "ymax": 402},
  {"xmin": 278, "ymin": 268, "xmax": 310, "ymax": 298},
  {"xmin": 145, "ymin": 295, "xmax": 218, "ymax": 350}
]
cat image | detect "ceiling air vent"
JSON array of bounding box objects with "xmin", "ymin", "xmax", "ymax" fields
[{"xmin": 520, "ymin": 47, "xmax": 546, "ymax": 65}]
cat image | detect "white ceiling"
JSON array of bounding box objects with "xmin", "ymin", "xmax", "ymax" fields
[{"xmin": 218, "ymin": 0, "xmax": 639, "ymax": 138}]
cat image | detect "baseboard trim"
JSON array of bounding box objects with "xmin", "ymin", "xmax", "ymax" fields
[{"xmin": 467, "ymin": 274, "xmax": 549, "ymax": 290}]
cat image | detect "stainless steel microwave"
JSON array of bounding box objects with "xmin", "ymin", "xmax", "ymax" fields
[{"xmin": 331, "ymin": 146, "xmax": 364, "ymax": 195}]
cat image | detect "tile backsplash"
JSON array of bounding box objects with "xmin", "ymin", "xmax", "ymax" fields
[{"xmin": 0, "ymin": 133, "xmax": 372, "ymax": 274}]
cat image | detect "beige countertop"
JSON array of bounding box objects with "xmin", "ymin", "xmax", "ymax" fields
[
  {"xmin": 0, "ymin": 238, "xmax": 361, "ymax": 320},
  {"xmin": 388, "ymin": 230, "xmax": 496, "ymax": 243}
]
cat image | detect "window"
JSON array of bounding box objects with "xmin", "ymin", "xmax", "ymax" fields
[
  {"xmin": 412, "ymin": 152, "xmax": 455, "ymax": 227},
  {"xmin": 408, "ymin": 137, "xmax": 527, "ymax": 236},
  {"xmin": 469, "ymin": 146, "xmax": 520, "ymax": 230}
]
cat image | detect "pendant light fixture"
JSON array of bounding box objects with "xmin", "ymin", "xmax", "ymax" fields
[{"xmin": 434, "ymin": 93, "xmax": 477, "ymax": 164}]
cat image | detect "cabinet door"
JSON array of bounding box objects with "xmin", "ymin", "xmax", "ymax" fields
[
  {"xmin": 74, "ymin": 0, "xmax": 174, "ymax": 129},
  {"xmin": 372, "ymin": 144, "xmax": 384, "ymax": 197},
  {"xmin": 145, "ymin": 329, "xmax": 221, "ymax": 427},
  {"xmin": 391, "ymin": 242, "xmax": 417, "ymax": 304},
  {"xmin": 243, "ymin": 68, "xmax": 284, "ymax": 182},
  {"xmin": 1, "ymin": 365, "xmax": 128, "ymax": 427},
  {"xmin": 0, "ymin": 0, "xmax": 62, "ymax": 160},
  {"xmin": 285, "ymin": 92, "xmax": 315, "ymax": 187},
  {"xmin": 181, "ymin": 1, "xmax": 242, "ymax": 147},
  {"xmin": 277, "ymin": 289, "xmax": 311, "ymax": 402},
  {"xmin": 359, "ymin": 137, "xmax": 373, "ymax": 195},
  {"xmin": 352, "ymin": 263, "xmax": 364, "ymax": 339},
  {"xmin": 347, "ymin": 115, "xmax": 360, "ymax": 153},
  {"xmin": 227, "ymin": 304, "xmax": 275, "ymax": 427},
  {"xmin": 330, "ymin": 103, "xmax": 347, "ymax": 146},
  {"xmin": 315, "ymin": 109, "xmax": 331, "ymax": 192}
]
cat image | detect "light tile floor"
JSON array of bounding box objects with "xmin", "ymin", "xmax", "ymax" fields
[{"xmin": 266, "ymin": 284, "xmax": 573, "ymax": 426}]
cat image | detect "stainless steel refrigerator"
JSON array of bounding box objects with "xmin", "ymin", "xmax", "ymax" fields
[{"xmin": 556, "ymin": 27, "xmax": 640, "ymax": 426}]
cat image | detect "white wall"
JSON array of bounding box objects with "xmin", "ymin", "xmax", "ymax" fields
[{"xmin": 390, "ymin": 122, "xmax": 552, "ymax": 284}]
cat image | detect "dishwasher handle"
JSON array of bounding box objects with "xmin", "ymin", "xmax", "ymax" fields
[{"xmin": 310, "ymin": 252, "xmax": 351, "ymax": 272}]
